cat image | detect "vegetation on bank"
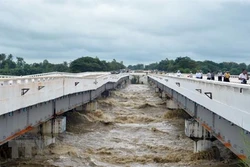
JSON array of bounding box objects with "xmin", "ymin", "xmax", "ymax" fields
[
  {"xmin": 128, "ymin": 56, "xmax": 250, "ymax": 75},
  {"xmin": 0, "ymin": 54, "xmax": 125, "ymax": 75},
  {"xmin": 0, "ymin": 53, "xmax": 248, "ymax": 75}
]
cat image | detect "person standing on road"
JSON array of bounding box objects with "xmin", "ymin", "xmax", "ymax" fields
[
  {"xmin": 239, "ymin": 69, "xmax": 249, "ymax": 84},
  {"xmin": 211, "ymin": 72, "xmax": 215, "ymax": 80},
  {"xmin": 218, "ymin": 71, "xmax": 223, "ymax": 81},
  {"xmin": 176, "ymin": 70, "xmax": 181, "ymax": 77},
  {"xmin": 195, "ymin": 71, "xmax": 199, "ymax": 78},
  {"xmin": 207, "ymin": 71, "xmax": 211, "ymax": 80},
  {"xmin": 189, "ymin": 71, "xmax": 193, "ymax": 78},
  {"xmin": 224, "ymin": 71, "xmax": 230, "ymax": 82},
  {"xmin": 200, "ymin": 71, "xmax": 203, "ymax": 79}
]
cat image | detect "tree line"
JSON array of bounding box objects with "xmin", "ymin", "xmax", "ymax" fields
[
  {"xmin": 0, "ymin": 54, "xmax": 248, "ymax": 76},
  {"xmin": 0, "ymin": 54, "xmax": 125, "ymax": 76},
  {"xmin": 128, "ymin": 57, "xmax": 250, "ymax": 75}
]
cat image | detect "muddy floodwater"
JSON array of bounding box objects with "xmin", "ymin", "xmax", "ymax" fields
[{"xmin": 1, "ymin": 84, "xmax": 241, "ymax": 167}]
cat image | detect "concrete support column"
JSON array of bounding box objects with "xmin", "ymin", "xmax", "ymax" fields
[
  {"xmin": 9, "ymin": 117, "xmax": 67, "ymax": 158},
  {"xmin": 42, "ymin": 120, "xmax": 52, "ymax": 136},
  {"xmin": 193, "ymin": 140, "xmax": 212, "ymax": 153},
  {"xmin": 155, "ymin": 87, "xmax": 159, "ymax": 93},
  {"xmin": 24, "ymin": 142, "xmax": 35, "ymax": 158},
  {"xmin": 75, "ymin": 105, "xmax": 84, "ymax": 111},
  {"xmin": 185, "ymin": 119, "xmax": 214, "ymax": 153},
  {"xmin": 53, "ymin": 116, "xmax": 66, "ymax": 134},
  {"xmin": 40, "ymin": 120, "xmax": 56, "ymax": 147},
  {"xmin": 8, "ymin": 141, "xmax": 19, "ymax": 159},
  {"xmin": 127, "ymin": 79, "xmax": 131, "ymax": 85},
  {"xmin": 166, "ymin": 99, "xmax": 179, "ymax": 110},
  {"xmin": 8, "ymin": 140, "xmax": 36, "ymax": 158},
  {"xmin": 102, "ymin": 90, "xmax": 110, "ymax": 98},
  {"xmin": 117, "ymin": 81, "xmax": 125, "ymax": 89},
  {"xmin": 85, "ymin": 101, "xmax": 98, "ymax": 112},
  {"xmin": 121, "ymin": 81, "xmax": 126, "ymax": 88},
  {"xmin": 43, "ymin": 136, "xmax": 56, "ymax": 147},
  {"xmin": 161, "ymin": 92, "xmax": 166, "ymax": 99}
]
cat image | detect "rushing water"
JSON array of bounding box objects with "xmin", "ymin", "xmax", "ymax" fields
[{"xmin": 1, "ymin": 84, "xmax": 241, "ymax": 167}]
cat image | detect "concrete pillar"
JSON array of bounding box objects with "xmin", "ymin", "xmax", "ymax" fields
[
  {"xmin": 7, "ymin": 117, "xmax": 67, "ymax": 159},
  {"xmin": 85, "ymin": 101, "xmax": 98, "ymax": 112},
  {"xmin": 40, "ymin": 120, "xmax": 56, "ymax": 147},
  {"xmin": 194, "ymin": 140, "xmax": 212, "ymax": 153},
  {"xmin": 24, "ymin": 141, "xmax": 35, "ymax": 158},
  {"xmin": 123, "ymin": 81, "xmax": 126, "ymax": 87},
  {"xmin": 102, "ymin": 90, "xmax": 110, "ymax": 97},
  {"xmin": 75, "ymin": 105, "xmax": 84, "ymax": 111},
  {"xmin": 161, "ymin": 92, "xmax": 166, "ymax": 99},
  {"xmin": 185, "ymin": 119, "xmax": 214, "ymax": 153},
  {"xmin": 53, "ymin": 116, "xmax": 66, "ymax": 134},
  {"xmin": 155, "ymin": 88, "xmax": 159, "ymax": 93},
  {"xmin": 120, "ymin": 81, "xmax": 127, "ymax": 88},
  {"xmin": 8, "ymin": 141, "xmax": 19, "ymax": 159},
  {"xmin": 166, "ymin": 99, "xmax": 179, "ymax": 110},
  {"xmin": 139, "ymin": 75, "xmax": 148, "ymax": 84},
  {"xmin": 8, "ymin": 140, "xmax": 36, "ymax": 158},
  {"xmin": 42, "ymin": 120, "xmax": 52, "ymax": 136},
  {"xmin": 43, "ymin": 136, "xmax": 56, "ymax": 147}
]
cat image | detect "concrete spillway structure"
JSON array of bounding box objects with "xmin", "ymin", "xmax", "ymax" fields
[
  {"xmin": 148, "ymin": 74, "xmax": 250, "ymax": 165},
  {"xmin": 0, "ymin": 72, "xmax": 129, "ymax": 158}
]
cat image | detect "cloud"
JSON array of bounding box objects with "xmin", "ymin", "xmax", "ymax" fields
[{"xmin": 0, "ymin": 0, "xmax": 249, "ymax": 65}]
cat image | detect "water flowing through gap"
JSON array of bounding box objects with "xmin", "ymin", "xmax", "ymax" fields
[{"xmin": 2, "ymin": 84, "xmax": 240, "ymax": 167}]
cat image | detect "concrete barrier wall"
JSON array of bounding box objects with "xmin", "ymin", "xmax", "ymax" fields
[{"xmin": 0, "ymin": 73, "xmax": 129, "ymax": 116}]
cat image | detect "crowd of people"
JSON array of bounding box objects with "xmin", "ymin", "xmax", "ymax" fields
[{"xmin": 183, "ymin": 69, "xmax": 249, "ymax": 84}]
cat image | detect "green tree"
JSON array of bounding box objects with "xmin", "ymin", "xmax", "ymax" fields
[{"xmin": 70, "ymin": 56, "xmax": 124, "ymax": 73}]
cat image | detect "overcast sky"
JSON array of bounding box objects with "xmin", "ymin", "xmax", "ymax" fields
[{"xmin": 0, "ymin": 0, "xmax": 249, "ymax": 65}]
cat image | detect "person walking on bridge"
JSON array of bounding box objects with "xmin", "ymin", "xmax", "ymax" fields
[
  {"xmin": 195, "ymin": 71, "xmax": 202, "ymax": 79},
  {"xmin": 239, "ymin": 69, "xmax": 249, "ymax": 84},
  {"xmin": 207, "ymin": 71, "xmax": 211, "ymax": 80},
  {"xmin": 224, "ymin": 71, "xmax": 230, "ymax": 82},
  {"xmin": 218, "ymin": 71, "xmax": 223, "ymax": 81},
  {"xmin": 211, "ymin": 72, "xmax": 215, "ymax": 80}
]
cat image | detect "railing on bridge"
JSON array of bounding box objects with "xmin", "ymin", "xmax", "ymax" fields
[{"xmin": 149, "ymin": 74, "xmax": 250, "ymax": 132}]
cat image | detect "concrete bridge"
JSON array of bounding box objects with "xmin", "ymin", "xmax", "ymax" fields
[
  {"xmin": 148, "ymin": 74, "xmax": 250, "ymax": 164},
  {"xmin": 1, "ymin": 71, "xmax": 250, "ymax": 165},
  {"xmin": 0, "ymin": 72, "xmax": 129, "ymax": 158}
]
